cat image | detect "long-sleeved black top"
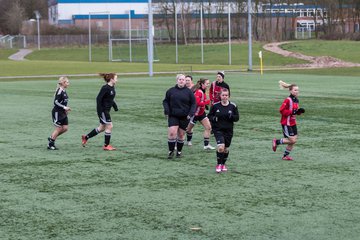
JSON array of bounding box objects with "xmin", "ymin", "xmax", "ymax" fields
[
  {"xmin": 208, "ymin": 101, "xmax": 239, "ymax": 130},
  {"xmin": 163, "ymin": 85, "xmax": 196, "ymax": 118},
  {"xmin": 96, "ymin": 84, "xmax": 118, "ymax": 112},
  {"xmin": 53, "ymin": 88, "xmax": 69, "ymax": 112}
]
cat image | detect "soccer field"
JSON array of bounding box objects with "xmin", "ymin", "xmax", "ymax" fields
[{"xmin": 1, "ymin": 73, "xmax": 360, "ymax": 239}]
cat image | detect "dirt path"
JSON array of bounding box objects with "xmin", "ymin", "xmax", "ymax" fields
[{"xmin": 263, "ymin": 41, "xmax": 360, "ymax": 68}]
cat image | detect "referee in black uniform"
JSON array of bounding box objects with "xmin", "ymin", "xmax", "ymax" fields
[
  {"xmin": 163, "ymin": 74, "xmax": 196, "ymax": 159},
  {"xmin": 208, "ymin": 88, "xmax": 239, "ymax": 172},
  {"xmin": 82, "ymin": 73, "xmax": 118, "ymax": 151}
]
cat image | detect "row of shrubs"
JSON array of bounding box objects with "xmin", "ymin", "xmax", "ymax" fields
[{"xmin": 320, "ymin": 32, "xmax": 360, "ymax": 41}]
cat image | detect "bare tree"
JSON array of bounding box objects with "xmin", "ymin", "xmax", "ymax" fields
[
  {"xmin": 4, "ymin": 0, "xmax": 25, "ymax": 34},
  {"xmin": 179, "ymin": 1, "xmax": 190, "ymax": 44},
  {"xmin": 352, "ymin": 0, "xmax": 360, "ymax": 33},
  {"xmin": 0, "ymin": 0, "xmax": 47, "ymax": 34},
  {"xmin": 154, "ymin": 0, "xmax": 175, "ymax": 42}
]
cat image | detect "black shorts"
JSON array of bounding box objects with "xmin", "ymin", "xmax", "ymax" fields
[
  {"xmin": 168, "ymin": 116, "xmax": 190, "ymax": 131},
  {"xmin": 213, "ymin": 129, "xmax": 233, "ymax": 148},
  {"xmin": 52, "ymin": 110, "xmax": 68, "ymax": 127},
  {"xmin": 190, "ymin": 112, "xmax": 207, "ymax": 125},
  {"xmin": 282, "ymin": 125, "xmax": 297, "ymax": 138},
  {"xmin": 98, "ymin": 111, "xmax": 112, "ymax": 125}
]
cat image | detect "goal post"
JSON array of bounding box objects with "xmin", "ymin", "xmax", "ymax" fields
[{"xmin": 88, "ymin": 11, "xmax": 111, "ymax": 62}]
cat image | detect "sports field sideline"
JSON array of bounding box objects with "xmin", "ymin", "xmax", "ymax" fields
[{"xmin": 1, "ymin": 71, "xmax": 359, "ymax": 239}]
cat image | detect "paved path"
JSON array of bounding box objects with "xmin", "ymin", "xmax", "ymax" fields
[{"xmin": 8, "ymin": 49, "xmax": 33, "ymax": 61}]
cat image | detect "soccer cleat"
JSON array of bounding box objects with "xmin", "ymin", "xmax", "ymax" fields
[
  {"xmin": 186, "ymin": 141, "xmax": 192, "ymax": 146},
  {"xmin": 282, "ymin": 155, "xmax": 293, "ymax": 161},
  {"xmin": 103, "ymin": 145, "xmax": 116, "ymax": 151},
  {"xmin": 47, "ymin": 145, "xmax": 58, "ymax": 150},
  {"xmin": 176, "ymin": 151, "xmax": 182, "ymax": 158},
  {"xmin": 272, "ymin": 138, "xmax": 277, "ymax": 152},
  {"xmin": 168, "ymin": 151, "xmax": 174, "ymax": 159},
  {"xmin": 221, "ymin": 164, "xmax": 228, "ymax": 172},
  {"xmin": 204, "ymin": 144, "xmax": 215, "ymax": 150},
  {"xmin": 215, "ymin": 164, "xmax": 222, "ymax": 173},
  {"xmin": 81, "ymin": 135, "xmax": 88, "ymax": 146}
]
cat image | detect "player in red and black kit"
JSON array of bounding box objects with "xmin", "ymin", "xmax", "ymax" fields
[
  {"xmin": 272, "ymin": 80, "xmax": 305, "ymax": 161},
  {"xmin": 163, "ymin": 74, "xmax": 196, "ymax": 159},
  {"xmin": 209, "ymin": 71, "xmax": 230, "ymax": 106},
  {"xmin": 185, "ymin": 78, "xmax": 215, "ymax": 150},
  {"xmin": 47, "ymin": 76, "xmax": 71, "ymax": 150},
  {"xmin": 208, "ymin": 88, "xmax": 239, "ymax": 173},
  {"xmin": 82, "ymin": 73, "xmax": 119, "ymax": 151}
]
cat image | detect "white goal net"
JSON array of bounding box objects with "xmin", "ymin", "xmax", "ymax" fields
[{"xmin": 109, "ymin": 38, "xmax": 158, "ymax": 62}]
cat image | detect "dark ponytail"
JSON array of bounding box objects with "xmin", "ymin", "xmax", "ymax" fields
[
  {"xmin": 191, "ymin": 78, "xmax": 208, "ymax": 92},
  {"xmin": 99, "ymin": 73, "xmax": 116, "ymax": 82}
]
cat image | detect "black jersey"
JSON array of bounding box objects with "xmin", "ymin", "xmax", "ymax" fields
[
  {"xmin": 208, "ymin": 101, "xmax": 239, "ymax": 130},
  {"xmin": 163, "ymin": 85, "xmax": 196, "ymax": 118},
  {"xmin": 53, "ymin": 88, "xmax": 69, "ymax": 112},
  {"xmin": 96, "ymin": 84, "xmax": 118, "ymax": 112}
]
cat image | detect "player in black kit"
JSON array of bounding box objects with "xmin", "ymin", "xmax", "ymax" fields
[
  {"xmin": 82, "ymin": 73, "xmax": 119, "ymax": 151},
  {"xmin": 208, "ymin": 88, "xmax": 239, "ymax": 173},
  {"xmin": 47, "ymin": 76, "xmax": 71, "ymax": 150},
  {"xmin": 163, "ymin": 74, "xmax": 196, "ymax": 159}
]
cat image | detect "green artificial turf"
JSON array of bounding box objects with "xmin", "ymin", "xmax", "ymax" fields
[{"xmin": 0, "ymin": 73, "xmax": 359, "ymax": 239}]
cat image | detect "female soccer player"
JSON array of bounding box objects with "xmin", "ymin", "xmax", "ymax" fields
[
  {"xmin": 47, "ymin": 76, "xmax": 71, "ymax": 150},
  {"xmin": 185, "ymin": 75, "xmax": 194, "ymax": 89},
  {"xmin": 163, "ymin": 74, "xmax": 196, "ymax": 159},
  {"xmin": 185, "ymin": 78, "xmax": 215, "ymax": 150},
  {"xmin": 272, "ymin": 80, "xmax": 305, "ymax": 160},
  {"xmin": 82, "ymin": 73, "xmax": 119, "ymax": 151},
  {"xmin": 208, "ymin": 88, "xmax": 239, "ymax": 173},
  {"xmin": 209, "ymin": 71, "xmax": 230, "ymax": 106}
]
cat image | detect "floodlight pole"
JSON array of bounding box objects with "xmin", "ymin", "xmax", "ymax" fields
[
  {"xmin": 175, "ymin": 2, "xmax": 178, "ymax": 64},
  {"xmin": 228, "ymin": 2, "xmax": 231, "ymax": 65},
  {"xmin": 128, "ymin": 10, "xmax": 132, "ymax": 62},
  {"xmin": 248, "ymin": 0, "xmax": 253, "ymax": 71},
  {"xmin": 148, "ymin": 0, "xmax": 154, "ymax": 76},
  {"xmin": 34, "ymin": 11, "xmax": 41, "ymax": 50},
  {"xmin": 89, "ymin": 14, "xmax": 92, "ymax": 62},
  {"xmin": 108, "ymin": 13, "xmax": 111, "ymax": 62},
  {"xmin": 200, "ymin": 5, "xmax": 204, "ymax": 64}
]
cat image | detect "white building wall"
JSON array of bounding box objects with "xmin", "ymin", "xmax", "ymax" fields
[{"xmin": 58, "ymin": 3, "xmax": 147, "ymax": 20}]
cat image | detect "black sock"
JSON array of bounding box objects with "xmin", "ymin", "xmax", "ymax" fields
[
  {"xmin": 283, "ymin": 148, "xmax": 291, "ymax": 157},
  {"xmin": 48, "ymin": 137, "xmax": 55, "ymax": 147},
  {"xmin": 216, "ymin": 151, "xmax": 224, "ymax": 165},
  {"xmin": 186, "ymin": 132, "xmax": 193, "ymax": 142},
  {"xmin": 177, "ymin": 139, "xmax": 184, "ymax": 152},
  {"xmin": 168, "ymin": 139, "xmax": 176, "ymax": 152},
  {"xmin": 276, "ymin": 139, "xmax": 283, "ymax": 145},
  {"xmin": 87, "ymin": 128, "xmax": 99, "ymax": 139},
  {"xmin": 204, "ymin": 137, "xmax": 210, "ymax": 146},
  {"xmin": 104, "ymin": 132, "xmax": 111, "ymax": 146}
]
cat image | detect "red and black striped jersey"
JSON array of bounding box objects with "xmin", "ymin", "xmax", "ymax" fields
[
  {"xmin": 280, "ymin": 95, "xmax": 299, "ymax": 126},
  {"xmin": 194, "ymin": 89, "xmax": 210, "ymax": 116},
  {"xmin": 209, "ymin": 81, "xmax": 230, "ymax": 105}
]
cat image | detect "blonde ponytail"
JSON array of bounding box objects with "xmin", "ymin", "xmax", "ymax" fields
[
  {"xmin": 278, "ymin": 80, "xmax": 290, "ymax": 89},
  {"xmin": 55, "ymin": 76, "xmax": 69, "ymax": 95},
  {"xmin": 279, "ymin": 80, "xmax": 297, "ymax": 90}
]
